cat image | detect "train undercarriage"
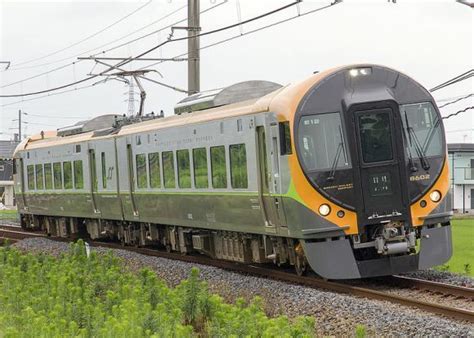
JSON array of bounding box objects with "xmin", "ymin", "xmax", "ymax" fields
[{"xmin": 20, "ymin": 214, "xmax": 309, "ymax": 276}]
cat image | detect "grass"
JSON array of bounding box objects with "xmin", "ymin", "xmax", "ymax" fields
[
  {"xmin": 0, "ymin": 209, "xmax": 18, "ymax": 216},
  {"xmin": 440, "ymin": 218, "xmax": 474, "ymax": 276}
]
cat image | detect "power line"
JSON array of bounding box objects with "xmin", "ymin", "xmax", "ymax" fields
[
  {"xmin": 90, "ymin": 0, "xmax": 227, "ymax": 58},
  {"xmin": 0, "ymin": 83, "xmax": 98, "ymax": 107},
  {"xmin": 438, "ymin": 93, "xmax": 473, "ymax": 108},
  {"xmin": 8, "ymin": 0, "xmax": 153, "ymax": 68},
  {"xmin": 436, "ymin": 93, "xmax": 474, "ymax": 102},
  {"xmin": 25, "ymin": 113, "xmax": 85, "ymax": 119},
  {"xmin": 138, "ymin": 1, "xmax": 341, "ymax": 71},
  {"xmin": 0, "ymin": 1, "xmax": 305, "ymax": 99},
  {"xmin": 2, "ymin": 2, "xmax": 224, "ymax": 73},
  {"xmin": 442, "ymin": 106, "xmax": 474, "ymax": 120},
  {"xmin": 1, "ymin": 61, "xmax": 85, "ymax": 89},
  {"xmin": 430, "ymin": 69, "xmax": 474, "ymax": 92}
]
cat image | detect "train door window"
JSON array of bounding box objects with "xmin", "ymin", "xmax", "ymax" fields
[
  {"xmin": 162, "ymin": 151, "xmax": 175, "ymax": 188},
  {"xmin": 101, "ymin": 152, "xmax": 107, "ymax": 189},
  {"xmin": 53, "ymin": 162, "xmax": 62, "ymax": 189},
  {"xmin": 74, "ymin": 160, "xmax": 84, "ymax": 189},
  {"xmin": 358, "ymin": 111, "xmax": 393, "ymax": 163},
  {"xmin": 44, "ymin": 163, "xmax": 53, "ymax": 189},
  {"xmin": 279, "ymin": 121, "xmax": 292, "ymax": 155},
  {"xmin": 177, "ymin": 149, "xmax": 191, "ymax": 188},
  {"xmin": 35, "ymin": 164, "xmax": 44, "ymax": 190},
  {"xmin": 193, "ymin": 148, "xmax": 208, "ymax": 188},
  {"xmin": 136, "ymin": 154, "xmax": 147, "ymax": 189},
  {"xmin": 90, "ymin": 150, "xmax": 98, "ymax": 192},
  {"xmin": 27, "ymin": 165, "xmax": 35, "ymax": 190},
  {"xmin": 148, "ymin": 152, "xmax": 161, "ymax": 188},
  {"xmin": 63, "ymin": 162, "xmax": 73, "ymax": 189},
  {"xmin": 230, "ymin": 144, "xmax": 248, "ymax": 189},
  {"xmin": 210, "ymin": 146, "xmax": 227, "ymax": 188},
  {"xmin": 237, "ymin": 119, "xmax": 243, "ymax": 132}
]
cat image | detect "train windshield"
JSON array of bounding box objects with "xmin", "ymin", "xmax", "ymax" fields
[
  {"xmin": 298, "ymin": 112, "xmax": 351, "ymax": 171},
  {"xmin": 400, "ymin": 102, "xmax": 444, "ymax": 157}
]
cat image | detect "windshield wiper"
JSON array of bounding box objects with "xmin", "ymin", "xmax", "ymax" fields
[
  {"xmin": 403, "ymin": 112, "xmax": 418, "ymax": 172},
  {"xmin": 327, "ymin": 126, "xmax": 347, "ymax": 181},
  {"xmin": 404, "ymin": 112, "xmax": 430, "ymax": 170}
]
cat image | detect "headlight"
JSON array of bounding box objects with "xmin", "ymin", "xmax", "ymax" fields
[
  {"xmin": 319, "ymin": 204, "xmax": 331, "ymax": 216},
  {"xmin": 348, "ymin": 67, "xmax": 372, "ymax": 77},
  {"xmin": 429, "ymin": 190, "xmax": 441, "ymax": 202}
]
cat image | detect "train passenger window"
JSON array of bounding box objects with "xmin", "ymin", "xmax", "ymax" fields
[
  {"xmin": 44, "ymin": 163, "xmax": 53, "ymax": 189},
  {"xmin": 35, "ymin": 164, "xmax": 44, "ymax": 190},
  {"xmin": 298, "ymin": 113, "xmax": 351, "ymax": 171},
  {"xmin": 27, "ymin": 165, "xmax": 35, "ymax": 190},
  {"xmin": 74, "ymin": 160, "xmax": 84, "ymax": 189},
  {"xmin": 177, "ymin": 149, "xmax": 191, "ymax": 188},
  {"xmin": 230, "ymin": 144, "xmax": 248, "ymax": 189},
  {"xmin": 279, "ymin": 121, "xmax": 292, "ymax": 155},
  {"xmin": 193, "ymin": 148, "xmax": 208, "ymax": 188},
  {"xmin": 101, "ymin": 152, "xmax": 107, "ymax": 189},
  {"xmin": 63, "ymin": 162, "xmax": 73, "ymax": 189},
  {"xmin": 148, "ymin": 152, "xmax": 161, "ymax": 188},
  {"xmin": 53, "ymin": 162, "xmax": 62, "ymax": 189},
  {"xmin": 210, "ymin": 146, "xmax": 227, "ymax": 188},
  {"xmin": 162, "ymin": 151, "xmax": 175, "ymax": 188},
  {"xmin": 136, "ymin": 154, "xmax": 147, "ymax": 189}
]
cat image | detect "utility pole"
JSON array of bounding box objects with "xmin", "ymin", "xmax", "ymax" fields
[
  {"xmin": 187, "ymin": 0, "xmax": 200, "ymax": 95},
  {"xmin": 18, "ymin": 109, "xmax": 22, "ymax": 140}
]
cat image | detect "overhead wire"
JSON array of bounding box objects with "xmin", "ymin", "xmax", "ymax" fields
[
  {"xmin": 429, "ymin": 69, "xmax": 473, "ymax": 92},
  {"xmin": 0, "ymin": 1, "xmax": 306, "ymax": 98},
  {"xmin": 0, "ymin": 1, "xmax": 225, "ymax": 92},
  {"xmin": 138, "ymin": 1, "xmax": 341, "ymax": 71},
  {"xmin": 441, "ymin": 106, "xmax": 474, "ymax": 120},
  {"xmin": 8, "ymin": 0, "xmax": 153, "ymax": 69},
  {"xmin": 437, "ymin": 93, "xmax": 473, "ymax": 108},
  {"xmin": 0, "ymin": 83, "xmax": 98, "ymax": 107},
  {"xmin": 3, "ymin": 4, "xmax": 188, "ymax": 72}
]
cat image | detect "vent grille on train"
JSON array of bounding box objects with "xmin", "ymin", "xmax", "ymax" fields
[{"xmin": 174, "ymin": 80, "xmax": 282, "ymax": 115}]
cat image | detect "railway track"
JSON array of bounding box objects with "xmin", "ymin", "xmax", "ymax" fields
[{"xmin": 1, "ymin": 225, "xmax": 473, "ymax": 323}]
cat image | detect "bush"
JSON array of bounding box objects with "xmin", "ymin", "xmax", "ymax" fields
[{"xmin": 0, "ymin": 242, "xmax": 315, "ymax": 337}]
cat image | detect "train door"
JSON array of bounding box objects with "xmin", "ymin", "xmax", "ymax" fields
[
  {"xmin": 18, "ymin": 158, "xmax": 28, "ymax": 210},
  {"xmin": 92, "ymin": 139, "xmax": 123, "ymax": 220},
  {"xmin": 351, "ymin": 104, "xmax": 409, "ymax": 225},
  {"xmin": 126, "ymin": 143, "xmax": 139, "ymax": 216},
  {"xmin": 269, "ymin": 121, "xmax": 288, "ymax": 230},
  {"xmin": 256, "ymin": 126, "xmax": 280, "ymax": 233},
  {"xmin": 88, "ymin": 148, "xmax": 100, "ymax": 214}
]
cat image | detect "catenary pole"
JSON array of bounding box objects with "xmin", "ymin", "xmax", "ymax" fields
[{"xmin": 188, "ymin": 0, "xmax": 200, "ymax": 95}]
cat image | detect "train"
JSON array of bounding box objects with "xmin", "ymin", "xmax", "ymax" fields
[{"xmin": 13, "ymin": 64, "xmax": 453, "ymax": 279}]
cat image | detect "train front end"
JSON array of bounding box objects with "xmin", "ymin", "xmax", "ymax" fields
[{"xmin": 289, "ymin": 65, "xmax": 452, "ymax": 279}]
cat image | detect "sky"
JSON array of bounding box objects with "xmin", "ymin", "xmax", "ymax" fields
[{"xmin": 0, "ymin": 0, "xmax": 473, "ymax": 143}]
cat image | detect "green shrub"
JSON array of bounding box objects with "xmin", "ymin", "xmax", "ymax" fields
[
  {"xmin": 355, "ymin": 324, "xmax": 367, "ymax": 338},
  {"xmin": 0, "ymin": 241, "xmax": 314, "ymax": 337}
]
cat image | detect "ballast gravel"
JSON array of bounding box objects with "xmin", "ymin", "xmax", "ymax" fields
[{"xmin": 12, "ymin": 238, "xmax": 474, "ymax": 336}]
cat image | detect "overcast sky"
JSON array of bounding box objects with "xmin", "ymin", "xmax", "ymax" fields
[{"xmin": 1, "ymin": 0, "xmax": 472, "ymax": 143}]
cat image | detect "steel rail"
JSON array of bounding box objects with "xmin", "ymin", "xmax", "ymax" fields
[{"xmin": 390, "ymin": 275, "xmax": 474, "ymax": 300}]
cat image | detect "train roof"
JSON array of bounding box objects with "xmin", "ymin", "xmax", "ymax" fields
[{"xmin": 14, "ymin": 64, "xmax": 353, "ymax": 154}]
